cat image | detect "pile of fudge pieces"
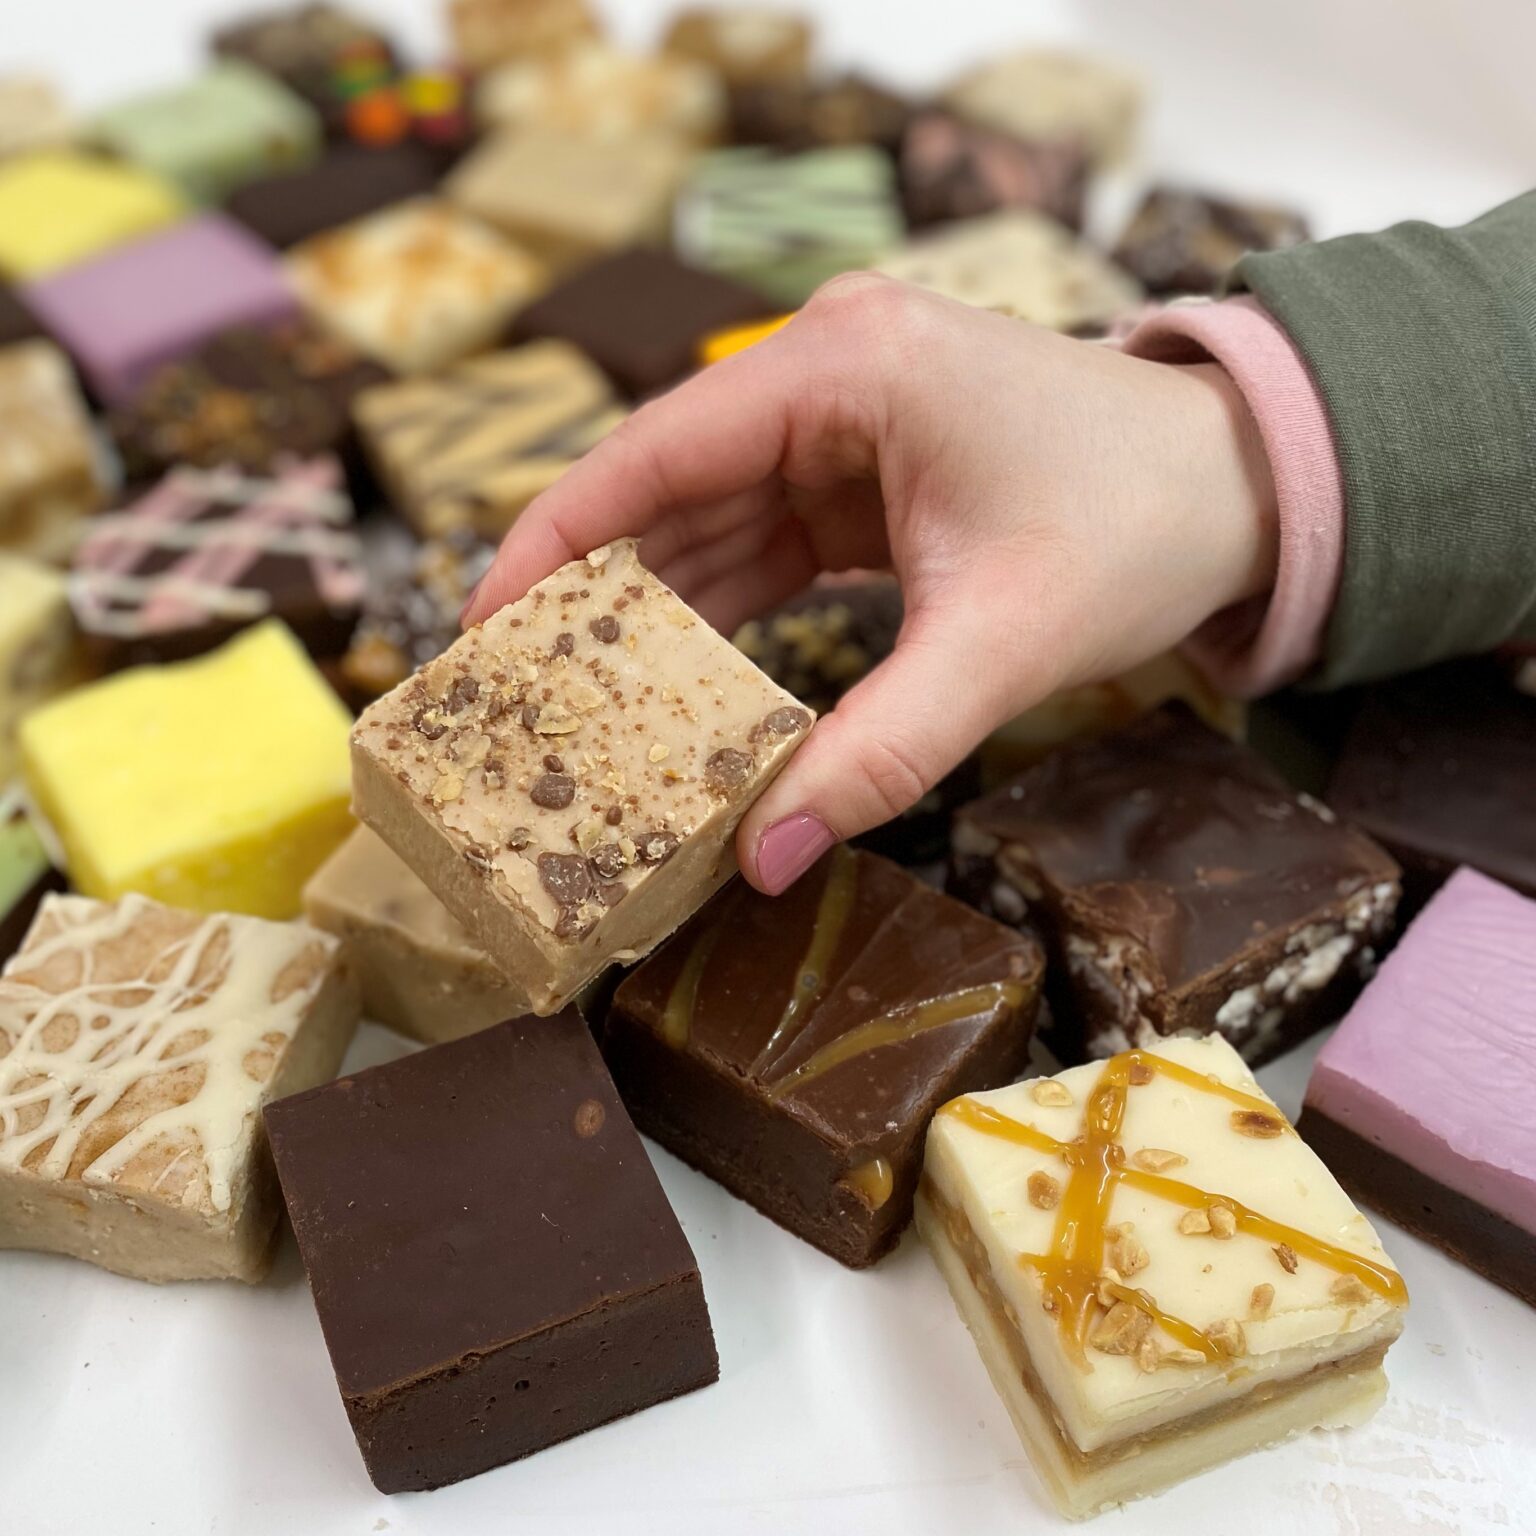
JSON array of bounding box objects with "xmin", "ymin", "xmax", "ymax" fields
[{"xmin": 0, "ymin": 0, "xmax": 1531, "ymax": 1520}]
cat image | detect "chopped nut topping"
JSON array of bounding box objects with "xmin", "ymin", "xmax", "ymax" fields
[
  {"xmin": 411, "ymin": 707, "xmax": 448, "ymax": 741},
  {"xmin": 1208, "ymin": 1203, "xmax": 1237, "ymax": 1240},
  {"xmin": 1135, "ymin": 1335, "xmax": 1161, "ymax": 1373},
  {"xmin": 1178, "ymin": 1209, "xmax": 1212, "ymax": 1236},
  {"xmin": 1231, "ymin": 1109, "xmax": 1286, "ymax": 1138},
  {"xmin": 635, "ymin": 829, "xmax": 679, "ymax": 864},
  {"xmin": 567, "ymin": 681, "xmax": 605, "ymax": 712},
  {"xmin": 571, "ymin": 816, "xmax": 605, "ymax": 853},
  {"xmin": 1030, "ymin": 1080, "xmax": 1074, "ymax": 1108},
  {"xmin": 1206, "ymin": 1318, "xmax": 1246, "ymax": 1357},
  {"xmin": 538, "ymin": 852, "xmax": 593, "ymax": 908},
  {"xmin": 430, "ymin": 772, "xmax": 464, "ymax": 805},
  {"xmin": 590, "ymin": 615, "xmax": 620, "ymax": 644},
  {"xmin": 1108, "ymin": 1229, "xmax": 1150, "ymax": 1278},
  {"xmin": 530, "ymin": 702, "xmax": 580, "ymax": 734},
  {"xmin": 1026, "ymin": 1171, "xmax": 1060, "ymax": 1209},
  {"xmin": 1330, "ymin": 1274, "xmax": 1371, "ymax": 1306},
  {"xmin": 1274, "ymin": 1243, "xmax": 1299, "ymax": 1274},
  {"xmin": 647, "ymin": 742, "xmax": 671, "ymax": 763},
  {"xmin": 585, "ymin": 544, "xmax": 612, "ymax": 569},
  {"xmin": 1089, "ymin": 1301, "xmax": 1152, "ymax": 1356},
  {"xmin": 530, "ymin": 772, "xmax": 576, "ymax": 809},
  {"xmin": 1132, "ymin": 1147, "xmax": 1188, "ymax": 1173},
  {"xmin": 1128, "ymin": 1060, "xmax": 1154, "ymax": 1086},
  {"xmin": 1249, "ymin": 1283, "xmax": 1275, "ymax": 1318}
]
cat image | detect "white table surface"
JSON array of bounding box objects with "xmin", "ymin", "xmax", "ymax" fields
[{"xmin": 4, "ymin": 4, "xmax": 1534, "ymax": 1533}]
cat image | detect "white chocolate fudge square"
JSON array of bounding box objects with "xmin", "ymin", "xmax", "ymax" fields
[
  {"xmin": 0, "ymin": 893, "xmax": 359, "ymax": 1282},
  {"xmin": 351, "ymin": 537, "xmax": 813, "ymax": 1015},
  {"xmin": 918, "ymin": 1033, "xmax": 1407, "ymax": 1519}
]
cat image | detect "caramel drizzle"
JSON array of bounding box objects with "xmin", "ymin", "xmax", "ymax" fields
[
  {"xmin": 838, "ymin": 1156, "xmax": 894, "ymax": 1211},
  {"xmin": 660, "ymin": 924, "xmax": 722, "ymax": 1047},
  {"xmin": 942, "ymin": 1049, "xmax": 1407, "ymax": 1368}
]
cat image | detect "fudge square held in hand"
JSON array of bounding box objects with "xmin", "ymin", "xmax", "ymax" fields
[
  {"xmin": 0, "ymin": 892, "xmax": 358, "ymax": 1283},
  {"xmin": 350, "ymin": 537, "xmax": 814, "ymax": 1014},
  {"xmin": 919, "ymin": 1034, "xmax": 1408, "ymax": 1518}
]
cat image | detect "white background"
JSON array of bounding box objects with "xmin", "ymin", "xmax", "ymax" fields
[{"xmin": 3, "ymin": 4, "xmax": 1534, "ymax": 1534}]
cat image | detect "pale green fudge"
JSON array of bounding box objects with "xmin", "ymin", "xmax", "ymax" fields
[
  {"xmin": 94, "ymin": 62, "xmax": 320, "ymax": 205},
  {"xmin": 0, "ymin": 791, "xmax": 55, "ymax": 959},
  {"xmin": 677, "ymin": 146, "xmax": 905, "ymax": 306}
]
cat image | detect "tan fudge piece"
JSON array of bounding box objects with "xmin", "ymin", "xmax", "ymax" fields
[
  {"xmin": 662, "ymin": 9, "xmax": 813, "ymax": 87},
  {"xmin": 0, "ymin": 893, "xmax": 359, "ymax": 1282},
  {"xmin": 351, "ymin": 537, "xmax": 813, "ymax": 1014},
  {"xmin": 304, "ymin": 826, "xmax": 528, "ymax": 1043},
  {"xmin": 448, "ymin": 0, "xmax": 601, "ymax": 73},
  {"xmin": 0, "ymin": 77, "xmax": 75, "ymax": 161}
]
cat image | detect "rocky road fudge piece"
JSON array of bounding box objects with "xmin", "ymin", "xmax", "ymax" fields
[
  {"xmin": 0, "ymin": 555, "xmax": 86, "ymax": 782},
  {"xmin": 508, "ymin": 250, "xmax": 770, "ymax": 397},
  {"xmin": 68, "ymin": 458, "xmax": 364, "ymax": 671},
  {"xmin": 21, "ymin": 619, "xmax": 353, "ymax": 919},
  {"xmin": 877, "ymin": 209, "xmax": 1141, "ymax": 333},
  {"xmin": 304, "ymin": 826, "xmax": 528, "ymax": 1042},
  {"xmin": 354, "ymin": 341, "xmax": 625, "ymax": 537},
  {"xmin": 949, "ymin": 706, "xmax": 1400, "ymax": 1065},
  {"xmin": 1114, "ymin": 186, "xmax": 1310, "ymax": 296},
  {"xmin": 0, "ymin": 794, "xmax": 63, "ymax": 965},
  {"xmin": 662, "ymin": 8, "xmax": 812, "ymax": 87},
  {"xmin": 448, "ymin": 0, "xmax": 603, "ymax": 73},
  {"xmin": 351, "ymin": 537, "xmax": 813, "ymax": 1014},
  {"xmin": 920, "ymin": 1034, "xmax": 1407, "ymax": 1518},
  {"xmin": 0, "ymin": 77, "xmax": 74, "ymax": 161},
  {"xmin": 1300, "ymin": 869, "xmax": 1536, "ymax": 1306},
  {"xmin": 0, "ymin": 892, "xmax": 358, "ymax": 1282},
  {"xmin": 605, "ymin": 847, "xmax": 1043, "ymax": 1267},
  {"xmin": 286, "ymin": 198, "xmax": 547, "ymax": 374},
  {"xmin": 728, "ymin": 73, "xmax": 911, "ymax": 156},
  {"xmin": 265, "ymin": 1010, "xmax": 717, "ymax": 1491}
]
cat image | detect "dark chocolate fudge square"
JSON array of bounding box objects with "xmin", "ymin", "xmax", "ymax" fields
[
  {"xmin": 508, "ymin": 249, "xmax": 770, "ymax": 399},
  {"xmin": 730, "ymin": 74, "xmax": 912, "ymax": 156},
  {"xmin": 603, "ymin": 847, "xmax": 1043, "ymax": 1268},
  {"xmin": 948, "ymin": 705, "xmax": 1400, "ymax": 1066},
  {"xmin": 264, "ymin": 1011, "xmax": 717, "ymax": 1493}
]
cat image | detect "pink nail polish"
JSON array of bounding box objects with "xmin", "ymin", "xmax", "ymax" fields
[{"xmin": 755, "ymin": 813, "xmax": 837, "ymax": 896}]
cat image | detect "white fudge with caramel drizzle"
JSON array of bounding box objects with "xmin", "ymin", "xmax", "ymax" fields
[
  {"xmin": 0, "ymin": 893, "xmax": 359, "ymax": 1283},
  {"xmin": 350, "ymin": 537, "xmax": 813, "ymax": 1014},
  {"xmin": 918, "ymin": 1033, "xmax": 1407, "ymax": 1520}
]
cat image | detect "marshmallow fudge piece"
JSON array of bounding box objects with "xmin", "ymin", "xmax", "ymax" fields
[
  {"xmin": 0, "ymin": 77, "xmax": 74, "ymax": 161},
  {"xmin": 676, "ymin": 146, "xmax": 905, "ymax": 307},
  {"xmin": 1300, "ymin": 869, "xmax": 1536, "ymax": 1306},
  {"xmin": 877, "ymin": 210, "xmax": 1141, "ymax": 333},
  {"xmin": 605, "ymin": 847, "xmax": 1043, "ymax": 1267},
  {"xmin": 286, "ymin": 199, "xmax": 547, "ymax": 374},
  {"xmin": 0, "ymin": 793, "xmax": 63, "ymax": 964},
  {"xmin": 305, "ymin": 826, "xmax": 528, "ymax": 1042},
  {"xmin": 0, "ymin": 892, "xmax": 359, "ymax": 1282},
  {"xmin": 950, "ymin": 707, "xmax": 1400, "ymax": 1065},
  {"xmin": 21, "ymin": 619, "xmax": 353, "ymax": 919},
  {"xmin": 351, "ymin": 538, "xmax": 814, "ymax": 1014},
  {"xmin": 23, "ymin": 214, "xmax": 297, "ymax": 406},
  {"xmin": 265, "ymin": 1011, "xmax": 718, "ymax": 1491},
  {"xmin": 0, "ymin": 555, "xmax": 86, "ymax": 782},
  {"xmin": 943, "ymin": 49, "xmax": 1141, "ymax": 168},
  {"xmin": 0, "ymin": 341, "xmax": 105, "ymax": 564},
  {"xmin": 920, "ymin": 1034, "xmax": 1408, "ymax": 1518},
  {"xmin": 1114, "ymin": 186, "xmax": 1311, "ymax": 296},
  {"xmin": 448, "ymin": 0, "xmax": 602, "ymax": 72},
  {"xmin": 0, "ymin": 151, "xmax": 185, "ymax": 281},
  {"xmin": 662, "ymin": 8, "xmax": 813, "ymax": 87},
  {"xmin": 353, "ymin": 341, "xmax": 626, "ymax": 538},
  {"xmin": 68, "ymin": 458, "xmax": 364, "ymax": 671},
  {"xmin": 446, "ymin": 128, "xmax": 692, "ymax": 274},
  {"xmin": 728, "ymin": 73, "xmax": 911, "ymax": 155}
]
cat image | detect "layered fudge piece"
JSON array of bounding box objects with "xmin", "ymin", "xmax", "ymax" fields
[
  {"xmin": 0, "ymin": 793, "xmax": 64, "ymax": 964},
  {"xmin": 305, "ymin": 826, "xmax": 528, "ymax": 1041},
  {"xmin": 900, "ymin": 110, "xmax": 1088, "ymax": 230},
  {"xmin": 676, "ymin": 146, "xmax": 905, "ymax": 307},
  {"xmin": 949, "ymin": 707, "xmax": 1400, "ymax": 1064},
  {"xmin": 286, "ymin": 198, "xmax": 547, "ymax": 374},
  {"xmin": 728, "ymin": 74, "xmax": 911, "ymax": 156},
  {"xmin": 265, "ymin": 1011, "xmax": 718, "ymax": 1491},
  {"xmin": 448, "ymin": 0, "xmax": 602, "ymax": 72},
  {"xmin": 0, "ymin": 150, "xmax": 184, "ymax": 281},
  {"xmin": 0, "ymin": 891, "xmax": 359, "ymax": 1282},
  {"xmin": 0, "ymin": 555, "xmax": 86, "ymax": 781},
  {"xmin": 0, "ymin": 341, "xmax": 105, "ymax": 564},
  {"xmin": 93, "ymin": 63, "xmax": 320, "ymax": 205},
  {"xmin": 68, "ymin": 458, "xmax": 364, "ymax": 671},
  {"xmin": 943, "ymin": 49, "xmax": 1141, "ymax": 168},
  {"xmin": 507, "ymin": 250, "xmax": 770, "ymax": 397},
  {"xmin": 662, "ymin": 8, "xmax": 813, "ymax": 86},
  {"xmin": 23, "ymin": 215, "xmax": 297, "ymax": 405},
  {"xmin": 353, "ymin": 341, "xmax": 626, "ymax": 537},
  {"xmin": 445, "ymin": 127, "xmax": 692, "ymax": 272},
  {"xmin": 21, "ymin": 619, "xmax": 353, "ymax": 918},
  {"xmin": 1114, "ymin": 187, "xmax": 1311, "ymax": 296},
  {"xmin": 0, "ymin": 77, "xmax": 74, "ymax": 161},
  {"xmin": 877, "ymin": 210, "xmax": 1141, "ymax": 333},
  {"xmin": 605, "ymin": 847, "xmax": 1043, "ymax": 1267},
  {"xmin": 1326, "ymin": 659, "xmax": 1536, "ymax": 913},
  {"xmin": 106, "ymin": 318, "xmax": 385, "ymax": 485},
  {"xmin": 350, "ymin": 538, "xmax": 813, "ymax": 1013},
  {"xmin": 0, "ymin": 284, "xmax": 40, "ymax": 347},
  {"xmin": 919, "ymin": 1034, "xmax": 1408, "ymax": 1518},
  {"xmin": 1300, "ymin": 869, "xmax": 1536, "ymax": 1306}
]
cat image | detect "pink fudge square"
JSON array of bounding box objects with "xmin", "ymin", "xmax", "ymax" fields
[{"xmin": 23, "ymin": 214, "xmax": 296, "ymax": 404}]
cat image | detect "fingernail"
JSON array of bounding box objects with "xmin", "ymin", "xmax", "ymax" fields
[
  {"xmin": 458, "ymin": 580, "xmax": 484, "ymax": 628},
  {"xmin": 754, "ymin": 813, "xmax": 837, "ymax": 896}
]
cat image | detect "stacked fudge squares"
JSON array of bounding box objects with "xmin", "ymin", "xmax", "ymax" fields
[{"xmin": 5, "ymin": 0, "xmax": 1529, "ymax": 1522}]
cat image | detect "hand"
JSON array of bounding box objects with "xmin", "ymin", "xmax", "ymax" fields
[{"xmin": 464, "ymin": 274, "xmax": 1279, "ymax": 895}]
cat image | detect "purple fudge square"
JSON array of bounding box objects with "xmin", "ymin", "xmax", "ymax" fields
[{"xmin": 23, "ymin": 215, "xmax": 297, "ymax": 405}]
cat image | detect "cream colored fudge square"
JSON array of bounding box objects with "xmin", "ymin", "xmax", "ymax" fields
[
  {"xmin": 448, "ymin": 0, "xmax": 602, "ymax": 73},
  {"xmin": 0, "ymin": 893, "xmax": 359, "ymax": 1282},
  {"xmin": 0, "ymin": 77, "xmax": 74, "ymax": 161},
  {"xmin": 351, "ymin": 537, "xmax": 813, "ymax": 1014},
  {"xmin": 918, "ymin": 1033, "xmax": 1407, "ymax": 1519},
  {"xmin": 661, "ymin": 8, "xmax": 813, "ymax": 87},
  {"xmin": 304, "ymin": 826, "xmax": 528, "ymax": 1043}
]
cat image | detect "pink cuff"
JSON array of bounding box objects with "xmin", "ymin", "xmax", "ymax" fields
[{"xmin": 1121, "ymin": 295, "xmax": 1346, "ymax": 696}]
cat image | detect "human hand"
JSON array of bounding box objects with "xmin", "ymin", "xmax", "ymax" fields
[{"xmin": 464, "ymin": 274, "xmax": 1279, "ymax": 895}]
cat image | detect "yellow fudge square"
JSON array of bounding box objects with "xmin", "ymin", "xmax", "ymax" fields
[
  {"xmin": 0, "ymin": 151, "xmax": 185, "ymax": 280},
  {"xmin": 20, "ymin": 619, "xmax": 352, "ymax": 919}
]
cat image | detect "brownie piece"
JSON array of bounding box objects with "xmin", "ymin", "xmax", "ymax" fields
[
  {"xmin": 508, "ymin": 249, "xmax": 770, "ymax": 399},
  {"xmin": 1326, "ymin": 658, "xmax": 1536, "ymax": 916},
  {"xmin": 264, "ymin": 1012, "xmax": 718, "ymax": 1492},
  {"xmin": 604, "ymin": 847, "xmax": 1044, "ymax": 1267},
  {"xmin": 1113, "ymin": 186, "xmax": 1310, "ymax": 296},
  {"xmin": 949, "ymin": 706, "xmax": 1401, "ymax": 1065}
]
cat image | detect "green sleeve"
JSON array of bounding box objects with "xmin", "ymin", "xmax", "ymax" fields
[{"xmin": 1235, "ymin": 189, "xmax": 1536, "ymax": 686}]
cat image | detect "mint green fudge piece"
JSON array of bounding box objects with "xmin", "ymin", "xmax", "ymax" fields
[{"xmin": 0, "ymin": 792, "xmax": 53, "ymax": 957}]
